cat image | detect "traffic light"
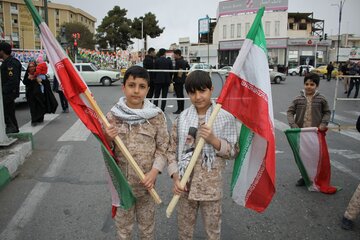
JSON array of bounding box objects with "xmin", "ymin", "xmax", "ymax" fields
[{"xmin": 324, "ymin": 33, "xmax": 328, "ymax": 40}]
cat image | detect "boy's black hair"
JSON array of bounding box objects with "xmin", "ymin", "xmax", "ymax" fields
[
  {"xmin": 173, "ymin": 49, "xmax": 182, "ymax": 56},
  {"xmin": 147, "ymin": 47, "xmax": 155, "ymax": 54},
  {"xmin": 157, "ymin": 48, "xmax": 166, "ymax": 57},
  {"xmin": 304, "ymin": 73, "xmax": 320, "ymax": 86},
  {"xmin": 185, "ymin": 70, "xmax": 212, "ymax": 94},
  {"xmin": 123, "ymin": 66, "xmax": 150, "ymax": 85},
  {"xmin": 0, "ymin": 42, "xmax": 12, "ymax": 55}
]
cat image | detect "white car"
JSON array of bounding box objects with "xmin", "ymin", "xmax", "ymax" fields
[
  {"xmin": 74, "ymin": 63, "xmax": 121, "ymax": 86},
  {"xmin": 270, "ymin": 70, "xmax": 286, "ymax": 84},
  {"xmin": 288, "ymin": 65, "xmax": 314, "ymax": 76},
  {"xmin": 189, "ymin": 63, "xmax": 212, "ymax": 73}
]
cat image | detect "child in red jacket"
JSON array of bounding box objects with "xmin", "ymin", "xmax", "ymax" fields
[{"xmin": 35, "ymin": 55, "xmax": 48, "ymax": 93}]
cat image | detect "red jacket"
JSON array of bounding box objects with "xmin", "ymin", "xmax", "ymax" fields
[{"xmin": 34, "ymin": 62, "xmax": 48, "ymax": 76}]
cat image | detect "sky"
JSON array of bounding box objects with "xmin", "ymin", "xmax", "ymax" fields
[{"xmin": 53, "ymin": 0, "xmax": 360, "ymax": 50}]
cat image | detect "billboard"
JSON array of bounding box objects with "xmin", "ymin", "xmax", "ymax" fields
[{"xmin": 218, "ymin": 0, "xmax": 288, "ymax": 17}]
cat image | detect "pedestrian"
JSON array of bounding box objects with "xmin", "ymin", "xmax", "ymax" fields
[
  {"xmin": 287, "ymin": 73, "xmax": 331, "ymax": 186},
  {"xmin": 299, "ymin": 65, "xmax": 303, "ymax": 76},
  {"xmin": 154, "ymin": 48, "xmax": 173, "ymax": 111},
  {"xmin": 341, "ymin": 115, "xmax": 360, "ymax": 230},
  {"xmin": 167, "ymin": 70, "xmax": 238, "ymax": 240},
  {"xmin": 103, "ymin": 66, "xmax": 169, "ymax": 240},
  {"xmin": 52, "ymin": 75, "xmax": 69, "ymax": 113},
  {"xmin": 340, "ymin": 62, "xmax": 349, "ymax": 94},
  {"xmin": 23, "ymin": 61, "xmax": 58, "ymax": 126},
  {"xmin": 143, "ymin": 47, "xmax": 156, "ymax": 100},
  {"xmin": 0, "ymin": 42, "xmax": 21, "ymax": 133},
  {"xmin": 172, "ymin": 49, "xmax": 189, "ymax": 114},
  {"xmin": 326, "ymin": 62, "xmax": 334, "ymax": 81},
  {"xmin": 347, "ymin": 62, "xmax": 360, "ymax": 98}
]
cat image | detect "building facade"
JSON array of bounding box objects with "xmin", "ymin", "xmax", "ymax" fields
[{"xmin": 0, "ymin": 0, "xmax": 96, "ymax": 49}]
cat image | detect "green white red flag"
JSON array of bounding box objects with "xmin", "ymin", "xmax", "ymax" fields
[
  {"xmin": 23, "ymin": 0, "xmax": 136, "ymax": 212},
  {"xmin": 217, "ymin": 7, "xmax": 275, "ymax": 212},
  {"xmin": 284, "ymin": 127, "xmax": 337, "ymax": 194}
]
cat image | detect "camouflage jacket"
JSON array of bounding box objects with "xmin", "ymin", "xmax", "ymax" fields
[
  {"xmin": 106, "ymin": 112, "xmax": 169, "ymax": 197},
  {"xmin": 167, "ymin": 117, "xmax": 238, "ymax": 201}
]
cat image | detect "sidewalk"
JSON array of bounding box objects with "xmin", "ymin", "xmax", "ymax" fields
[{"xmin": 0, "ymin": 132, "xmax": 33, "ymax": 190}]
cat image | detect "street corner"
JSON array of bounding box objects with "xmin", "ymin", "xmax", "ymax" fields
[{"xmin": 0, "ymin": 132, "xmax": 33, "ymax": 190}]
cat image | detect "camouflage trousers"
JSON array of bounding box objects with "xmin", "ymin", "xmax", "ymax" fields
[
  {"xmin": 178, "ymin": 197, "xmax": 222, "ymax": 240},
  {"xmin": 114, "ymin": 194, "xmax": 155, "ymax": 240},
  {"xmin": 344, "ymin": 183, "xmax": 360, "ymax": 221}
]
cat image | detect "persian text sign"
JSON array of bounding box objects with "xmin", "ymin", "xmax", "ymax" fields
[{"xmin": 218, "ymin": 0, "xmax": 288, "ymax": 16}]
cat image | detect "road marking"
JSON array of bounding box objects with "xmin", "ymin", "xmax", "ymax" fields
[
  {"xmin": 19, "ymin": 114, "xmax": 59, "ymax": 135},
  {"xmin": 345, "ymin": 111, "xmax": 360, "ymax": 116},
  {"xmin": 331, "ymin": 160, "xmax": 360, "ymax": 181},
  {"xmin": 0, "ymin": 145, "xmax": 73, "ymax": 240},
  {"xmin": 57, "ymin": 119, "xmax": 91, "ymax": 142},
  {"xmin": 329, "ymin": 149, "xmax": 360, "ymax": 160},
  {"xmin": 274, "ymin": 119, "xmax": 289, "ymax": 132}
]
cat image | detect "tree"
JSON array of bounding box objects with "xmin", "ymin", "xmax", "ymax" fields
[
  {"xmin": 131, "ymin": 12, "xmax": 164, "ymax": 51},
  {"xmin": 59, "ymin": 22, "xmax": 95, "ymax": 49},
  {"xmin": 96, "ymin": 6, "xmax": 133, "ymax": 51}
]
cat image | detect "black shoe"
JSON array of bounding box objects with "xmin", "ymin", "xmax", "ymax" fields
[
  {"xmin": 341, "ymin": 217, "xmax": 354, "ymax": 230},
  {"xmin": 296, "ymin": 178, "xmax": 305, "ymax": 187},
  {"xmin": 173, "ymin": 110, "xmax": 182, "ymax": 114}
]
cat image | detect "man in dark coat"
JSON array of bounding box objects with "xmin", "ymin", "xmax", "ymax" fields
[
  {"xmin": 173, "ymin": 49, "xmax": 189, "ymax": 114},
  {"xmin": 0, "ymin": 42, "xmax": 21, "ymax": 133},
  {"xmin": 326, "ymin": 62, "xmax": 334, "ymax": 81},
  {"xmin": 154, "ymin": 48, "xmax": 173, "ymax": 111},
  {"xmin": 143, "ymin": 47, "xmax": 156, "ymax": 99}
]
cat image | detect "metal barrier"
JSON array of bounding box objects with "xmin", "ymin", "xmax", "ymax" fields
[{"xmin": 331, "ymin": 75, "xmax": 360, "ymax": 126}]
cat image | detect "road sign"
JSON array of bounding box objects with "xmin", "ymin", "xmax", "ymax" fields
[{"xmin": 307, "ymin": 39, "xmax": 313, "ymax": 45}]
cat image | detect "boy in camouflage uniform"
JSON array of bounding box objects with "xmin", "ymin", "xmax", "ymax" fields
[
  {"xmin": 167, "ymin": 70, "xmax": 239, "ymax": 240},
  {"xmin": 104, "ymin": 66, "xmax": 169, "ymax": 240}
]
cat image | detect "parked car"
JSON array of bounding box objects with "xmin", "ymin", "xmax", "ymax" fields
[
  {"xmin": 189, "ymin": 63, "xmax": 212, "ymax": 73},
  {"xmin": 74, "ymin": 63, "xmax": 121, "ymax": 86},
  {"xmin": 219, "ymin": 66, "xmax": 233, "ymax": 77},
  {"xmin": 270, "ymin": 70, "xmax": 286, "ymax": 84},
  {"xmin": 311, "ymin": 65, "xmax": 339, "ymax": 79},
  {"xmin": 288, "ymin": 65, "xmax": 314, "ymax": 76}
]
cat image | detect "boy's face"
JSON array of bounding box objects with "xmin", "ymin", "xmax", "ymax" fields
[
  {"xmin": 122, "ymin": 75, "xmax": 149, "ymax": 109},
  {"xmin": 304, "ymin": 79, "xmax": 318, "ymax": 96},
  {"xmin": 188, "ymin": 87, "xmax": 214, "ymax": 114}
]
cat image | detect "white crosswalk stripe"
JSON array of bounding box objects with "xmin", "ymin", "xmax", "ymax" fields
[
  {"xmin": 57, "ymin": 119, "xmax": 91, "ymax": 142},
  {"xmin": 19, "ymin": 114, "xmax": 59, "ymax": 135}
]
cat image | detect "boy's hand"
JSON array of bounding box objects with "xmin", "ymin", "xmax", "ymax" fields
[
  {"xmin": 199, "ymin": 124, "xmax": 221, "ymax": 150},
  {"xmin": 142, "ymin": 168, "xmax": 159, "ymax": 190},
  {"xmin": 172, "ymin": 173, "xmax": 187, "ymax": 195},
  {"xmin": 104, "ymin": 125, "xmax": 118, "ymax": 143}
]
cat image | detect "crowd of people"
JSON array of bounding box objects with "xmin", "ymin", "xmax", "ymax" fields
[{"xmin": 143, "ymin": 47, "xmax": 190, "ymax": 113}]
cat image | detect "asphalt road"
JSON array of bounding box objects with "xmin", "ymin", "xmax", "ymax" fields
[{"xmin": 0, "ymin": 74, "xmax": 359, "ymax": 240}]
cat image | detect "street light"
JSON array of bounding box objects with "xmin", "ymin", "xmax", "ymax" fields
[
  {"xmin": 139, "ymin": 17, "xmax": 144, "ymax": 59},
  {"xmin": 331, "ymin": 0, "xmax": 345, "ymax": 65}
]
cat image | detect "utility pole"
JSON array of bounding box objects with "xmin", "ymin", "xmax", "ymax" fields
[
  {"xmin": 43, "ymin": 0, "xmax": 48, "ymax": 25},
  {"xmin": 332, "ymin": 0, "xmax": 345, "ymax": 64}
]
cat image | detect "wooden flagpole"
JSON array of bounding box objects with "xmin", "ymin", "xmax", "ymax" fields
[
  {"xmin": 166, "ymin": 104, "xmax": 222, "ymax": 217},
  {"xmin": 84, "ymin": 89, "xmax": 162, "ymax": 204}
]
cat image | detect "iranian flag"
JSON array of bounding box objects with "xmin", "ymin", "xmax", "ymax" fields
[
  {"xmin": 217, "ymin": 7, "xmax": 275, "ymax": 212},
  {"xmin": 23, "ymin": 0, "xmax": 136, "ymax": 211},
  {"xmin": 284, "ymin": 127, "xmax": 337, "ymax": 194}
]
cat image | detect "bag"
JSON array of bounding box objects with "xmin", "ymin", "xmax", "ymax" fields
[{"xmin": 168, "ymin": 82, "xmax": 174, "ymax": 93}]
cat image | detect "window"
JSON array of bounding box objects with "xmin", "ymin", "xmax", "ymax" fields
[
  {"xmin": 10, "ymin": 4, "xmax": 17, "ymax": 11},
  {"xmin": 223, "ymin": 25, "xmax": 227, "ymax": 39},
  {"xmin": 82, "ymin": 65, "xmax": 94, "ymax": 72},
  {"xmin": 56, "ymin": 9, "xmax": 59, "ymax": 16},
  {"xmin": 185, "ymin": 46, "xmax": 188, "ymax": 56},
  {"xmin": 230, "ymin": 24, "xmax": 235, "ymax": 38},
  {"xmin": 299, "ymin": 23, "xmax": 307, "ymax": 30},
  {"xmin": 12, "ymin": 18, "xmax": 18, "ymax": 24},
  {"xmin": 81, "ymin": 16, "xmax": 83, "ymax": 21},
  {"xmin": 75, "ymin": 65, "xmax": 80, "ymax": 71},
  {"xmin": 56, "ymin": 19, "xmax": 59, "ymax": 27},
  {"xmin": 70, "ymin": 14, "xmax": 73, "ymax": 18},
  {"xmin": 245, "ymin": 23, "xmax": 250, "ymax": 34},
  {"xmin": 265, "ymin": 21, "xmax": 270, "ymax": 37},
  {"xmin": 275, "ymin": 21, "xmax": 280, "ymax": 36},
  {"xmin": 237, "ymin": 23, "xmax": 241, "ymax": 38},
  {"xmin": 12, "ymin": 32, "xmax": 18, "ymax": 37}
]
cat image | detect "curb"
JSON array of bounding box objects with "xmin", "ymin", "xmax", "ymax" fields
[{"xmin": 0, "ymin": 132, "xmax": 33, "ymax": 190}]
